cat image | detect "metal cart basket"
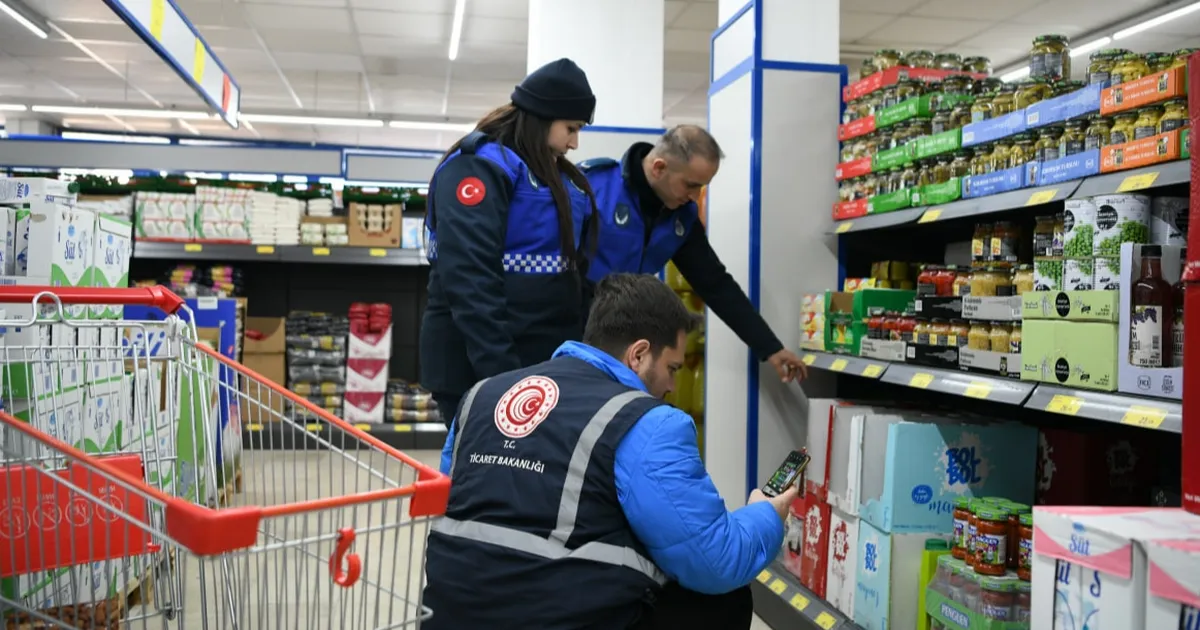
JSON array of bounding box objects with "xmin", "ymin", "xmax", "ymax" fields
[{"xmin": 0, "ymin": 286, "xmax": 450, "ymax": 629}]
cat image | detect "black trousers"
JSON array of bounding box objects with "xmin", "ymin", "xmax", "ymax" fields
[
  {"xmin": 431, "ymin": 391, "xmax": 463, "ymax": 430},
  {"xmin": 634, "ymin": 583, "xmax": 754, "ymax": 630}
]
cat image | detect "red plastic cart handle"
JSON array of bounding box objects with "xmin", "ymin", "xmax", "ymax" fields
[
  {"xmin": 329, "ymin": 528, "xmax": 362, "ymax": 588},
  {"xmin": 0, "ymin": 286, "xmax": 186, "ymax": 314}
]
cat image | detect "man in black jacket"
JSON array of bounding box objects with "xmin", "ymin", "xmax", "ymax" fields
[{"xmin": 581, "ymin": 125, "xmax": 808, "ymax": 382}]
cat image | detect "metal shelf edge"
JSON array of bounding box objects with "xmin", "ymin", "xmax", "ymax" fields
[
  {"xmin": 830, "ymin": 207, "xmax": 924, "ymax": 234},
  {"xmin": 1069, "ymin": 160, "xmax": 1190, "ymax": 199},
  {"xmin": 880, "ymin": 362, "xmax": 1035, "ymax": 405},
  {"xmin": 751, "ymin": 561, "xmax": 858, "ymax": 630},
  {"xmin": 132, "ymin": 242, "xmax": 430, "ymax": 266},
  {"xmin": 799, "ymin": 350, "xmax": 888, "ymax": 379},
  {"xmin": 1025, "ymin": 384, "xmax": 1183, "ymax": 433}
]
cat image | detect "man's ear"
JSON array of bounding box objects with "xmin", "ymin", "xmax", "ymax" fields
[{"xmin": 650, "ymin": 158, "xmax": 670, "ymax": 179}]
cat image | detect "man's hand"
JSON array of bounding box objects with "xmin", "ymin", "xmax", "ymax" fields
[
  {"xmin": 748, "ymin": 485, "xmax": 801, "ymax": 521},
  {"xmin": 767, "ymin": 349, "xmax": 809, "ymax": 383}
]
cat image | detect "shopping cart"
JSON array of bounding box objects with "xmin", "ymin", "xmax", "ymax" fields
[{"xmin": 0, "ymin": 286, "xmax": 451, "ymax": 629}]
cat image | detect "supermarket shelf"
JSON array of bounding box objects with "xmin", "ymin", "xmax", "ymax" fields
[
  {"xmin": 751, "ymin": 561, "xmax": 858, "ymax": 630},
  {"xmin": 830, "ymin": 207, "xmax": 924, "ymax": 234},
  {"xmin": 1070, "ymin": 160, "xmax": 1191, "ymax": 198},
  {"xmin": 918, "ymin": 180, "xmax": 1081, "ymax": 224},
  {"xmin": 881, "ymin": 362, "xmax": 1035, "ymax": 405},
  {"xmin": 1026, "ymin": 385, "xmax": 1183, "ymax": 433},
  {"xmin": 133, "ymin": 241, "xmax": 429, "ymax": 266},
  {"xmin": 243, "ymin": 421, "xmax": 447, "ymax": 450},
  {"xmin": 799, "ymin": 351, "xmax": 888, "ymax": 379}
]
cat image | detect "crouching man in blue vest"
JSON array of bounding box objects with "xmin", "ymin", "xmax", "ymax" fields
[
  {"xmin": 423, "ymin": 273, "xmax": 799, "ymax": 630},
  {"xmin": 581, "ymin": 125, "xmax": 809, "ymax": 384}
]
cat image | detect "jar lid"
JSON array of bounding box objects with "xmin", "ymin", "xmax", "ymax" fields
[
  {"xmin": 1020, "ymin": 512, "xmax": 1034, "ymax": 526},
  {"xmin": 976, "ymin": 506, "xmax": 1012, "ymax": 520},
  {"xmin": 1165, "ymin": 97, "xmax": 1189, "ymax": 106},
  {"xmin": 937, "ymin": 52, "xmax": 963, "ymax": 60},
  {"xmin": 954, "ymin": 496, "xmax": 972, "ymax": 508},
  {"xmin": 1016, "ymin": 580, "xmax": 1032, "ymax": 593},
  {"xmin": 908, "ymin": 49, "xmax": 934, "ymax": 56},
  {"xmin": 980, "ymin": 576, "xmax": 1015, "ymax": 591},
  {"xmin": 963, "ymin": 56, "xmax": 990, "ymax": 62},
  {"xmin": 877, "ymin": 49, "xmax": 902, "ymax": 55},
  {"xmin": 1007, "ymin": 502, "xmax": 1032, "ymax": 513}
]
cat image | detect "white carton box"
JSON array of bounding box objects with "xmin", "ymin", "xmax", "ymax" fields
[
  {"xmin": 8, "ymin": 388, "xmax": 84, "ymax": 454},
  {"xmin": 1144, "ymin": 538, "xmax": 1200, "ymax": 629},
  {"xmin": 344, "ymin": 392, "xmax": 385, "ymax": 423},
  {"xmin": 853, "ymin": 518, "xmax": 945, "ymax": 630},
  {"xmin": 803, "ymin": 399, "xmax": 837, "ymax": 496},
  {"xmin": 825, "ymin": 505, "xmax": 859, "ymax": 618},
  {"xmin": 348, "ymin": 325, "xmax": 393, "ymax": 360},
  {"xmin": 346, "ymin": 358, "xmax": 388, "ymax": 392},
  {"xmin": 0, "ymin": 206, "xmax": 16, "ymax": 275},
  {"xmin": 88, "ymin": 214, "xmax": 133, "ymax": 319}
]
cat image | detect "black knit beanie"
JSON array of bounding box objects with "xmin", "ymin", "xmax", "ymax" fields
[{"xmin": 511, "ymin": 58, "xmax": 596, "ymax": 123}]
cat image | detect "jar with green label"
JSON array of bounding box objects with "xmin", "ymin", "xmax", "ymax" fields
[
  {"xmin": 1031, "ymin": 35, "xmax": 1071, "ymax": 81},
  {"xmin": 1110, "ymin": 112, "xmax": 1138, "ymax": 145},
  {"xmin": 1134, "ymin": 105, "xmax": 1164, "ymax": 140},
  {"xmin": 1087, "ymin": 49, "xmax": 1120, "ymax": 86},
  {"xmin": 1086, "ymin": 115, "xmax": 1113, "ymax": 150},
  {"xmin": 1060, "ymin": 119, "xmax": 1087, "ymax": 156},
  {"xmin": 974, "ymin": 506, "xmax": 1012, "ymax": 575}
]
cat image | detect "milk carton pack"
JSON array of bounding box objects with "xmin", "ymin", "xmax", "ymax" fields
[
  {"xmin": 0, "ymin": 206, "xmax": 16, "ymax": 275},
  {"xmin": 21, "ymin": 204, "xmax": 95, "ymax": 320},
  {"xmin": 87, "ymin": 214, "xmax": 132, "ymax": 319},
  {"xmin": 1144, "ymin": 538, "xmax": 1200, "ymax": 629},
  {"xmin": 853, "ymin": 518, "xmax": 946, "ymax": 630}
]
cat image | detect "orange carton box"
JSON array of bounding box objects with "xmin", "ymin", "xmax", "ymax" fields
[
  {"xmin": 1099, "ymin": 129, "xmax": 1182, "ymax": 173},
  {"xmin": 1100, "ymin": 66, "xmax": 1187, "ymax": 115}
]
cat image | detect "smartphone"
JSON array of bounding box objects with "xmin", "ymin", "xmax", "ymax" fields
[{"xmin": 761, "ymin": 449, "xmax": 811, "ymax": 497}]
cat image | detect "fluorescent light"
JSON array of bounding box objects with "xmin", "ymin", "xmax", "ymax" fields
[
  {"xmin": 33, "ymin": 105, "xmax": 212, "ymax": 120},
  {"xmin": 60, "ymin": 168, "xmax": 133, "ymax": 179},
  {"xmin": 388, "ymin": 120, "xmax": 475, "ymax": 133},
  {"xmin": 1114, "ymin": 1, "xmax": 1200, "ymax": 39},
  {"xmin": 282, "ymin": 175, "xmax": 310, "ymax": 184},
  {"xmin": 0, "ymin": 0, "xmax": 47, "ymax": 39},
  {"xmin": 448, "ymin": 0, "xmax": 466, "ymax": 60},
  {"xmin": 184, "ymin": 172, "xmax": 225, "ymax": 180},
  {"xmin": 1070, "ymin": 37, "xmax": 1113, "ymax": 58},
  {"xmin": 239, "ymin": 113, "xmax": 385, "ymax": 127},
  {"xmin": 1000, "ymin": 67, "xmax": 1031, "ymax": 82},
  {"xmin": 61, "ymin": 131, "xmax": 170, "ymax": 144},
  {"xmin": 179, "ymin": 138, "xmax": 244, "ymax": 146},
  {"xmin": 228, "ymin": 173, "xmax": 279, "ymax": 183},
  {"xmin": 0, "ymin": 104, "xmax": 26, "ymax": 112}
]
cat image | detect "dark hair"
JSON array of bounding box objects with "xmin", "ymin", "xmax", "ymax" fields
[
  {"xmin": 584, "ymin": 273, "xmax": 701, "ymax": 357},
  {"xmin": 650, "ymin": 124, "xmax": 725, "ymax": 166},
  {"xmin": 438, "ymin": 103, "xmax": 598, "ymax": 270}
]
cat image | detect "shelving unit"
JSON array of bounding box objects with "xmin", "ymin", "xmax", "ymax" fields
[
  {"xmin": 133, "ymin": 240, "xmax": 428, "ymax": 266},
  {"xmin": 751, "ymin": 562, "xmax": 860, "ymax": 630}
]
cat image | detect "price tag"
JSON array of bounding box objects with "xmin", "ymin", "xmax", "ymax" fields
[
  {"xmin": 305, "ymin": 423, "xmax": 323, "ymax": 432},
  {"xmin": 815, "ymin": 612, "xmax": 838, "ymax": 629},
  {"xmin": 312, "ymin": 247, "xmax": 331, "ymax": 256},
  {"xmin": 862, "ymin": 364, "xmax": 883, "ymax": 378},
  {"xmin": 928, "ymin": 333, "xmax": 939, "ymax": 346},
  {"xmin": 192, "ymin": 39, "xmax": 206, "ymax": 82},
  {"xmin": 964, "ymin": 381, "xmax": 992, "ymax": 399},
  {"xmin": 184, "ymin": 243, "xmax": 203, "ymax": 253},
  {"xmin": 1121, "ymin": 405, "xmax": 1168, "ymax": 429},
  {"xmin": 836, "ymin": 222, "xmax": 854, "ymax": 234},
  {"xmin": 1116, "ymin": 171, "xmax": 1160, "ymax": 192},
  {"xmin": 246, "ymin": 424, "xmax": 263, "ymax": 431},
  {"xmin": 1025, "ymin": 189, "xmax": 1058, "ymax": 206},
  {"xmin": 1045, "ymin": 394, "xmax": 1083, "ymax": 416},
  {"xmin": 802, "ymin": 354, "xmax": 816, "ymax": 366},
  {"xmin": 394, "ymin": 424, "xmax": 413, "ymax": 432},
  {"xmin": 757, "ymin": 570, "xmax": 772, "ymax": 584},
  {"xmin": 369, "ymin": 248, "xmax": 388, "ymax": 257},
  {"xmin": 354, "ymin": 424, "xmax": 372, "ymax": 432},
  {"xmin": 909, "ymin": 372, "xmax": 935, "ymax": 389},
  {"xmin": 149, "ymin": 0, "xmax": 165, "ymax": 40},
  {"xmin": 256, "ymin": 245, "xmax": 274, "ymax": 254},
  {"xmin": 790, "ymin": 593, "xmax": 810, "ymax": 611},
  {"xmin": 769, "ymin": 579, "xmax": 787, "ymax": 595},
  {"xmin": 830, "ymin": 358, "xmax": 848, "ymax": 372},
  {"xmin": 918, "ymin": 209, "xmax": 943, "ymax": 223}
]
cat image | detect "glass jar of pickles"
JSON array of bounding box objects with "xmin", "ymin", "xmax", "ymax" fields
[
  {"xmin": 900, "ymin": 163, "xmax": 919, "ymax": 190},
  {"xmin": 916, "ymin": 159, "xmax": 934, "ymax": 187},
  {"xmin": 874, "ymin": 49, "xmax": 903, "ymax": 71},
  {"xmin": 990, "ymin": 84, "xmax": 1017, "ymax": 116},
  {"xmin": 989, "ymin": 141, "xmax": 1012, "ymax": 172},
  {"xmin": 1008, "ymin": 134, "xmax": 1035, "ymax": 168},
  {"xmin": 1172, "ymin": 48, "xmax": 1199, "ymax": 69},
  {"xmin": 950, "ymin": 99, "xmax": 975, "ymax": 129},
  {"xmin": 1085, "ymin": 115, "xmax": 1113, "ymax": 150},
  {"xmin": 1159, "ymin": 98, "xmax": 1189, "ymax": 133},
  {"xmin": 1147, "ymin": 53, "xmax": 1172, "ymax": 73},
  {"xmin": 963, "ymin": 56, "xmax": 991, "ymax": 75},
  {"xmin": 972, "ymin": 145, "xmax": 993, "ymax": 175},
  {"xmin": 931, "ymin": 109, "xmax": 953, "ymax": 135},
  {"xmin": 1134, "ymin": 105, "xmax": 1164, "ymax": 140},
  {"xmin": 968, "ymin": 321, "xmax": 991, "ymax": 350},
  {"xmin": 1010, "ymin": 322, "xmax": 1023, "ymax": 353},
  {"xmin": 1059, "ymin": 119, "xmax": 1087, "ymax": 157},
  {"xmin": 1052, "ymin": 80, "xmax": 1084, "ymax": 97},
  {"xmin": 1110, "ymin": 112, "xmax": 1137, "ymax": 145},
  {"xmin": 971, "ymin": 93, "xmax": 994, "ymax": 123},
  {"xmin": 970, "ymin": 267, "xmax": 1005, "ymax": 296},
  {"xmin": 1034, "ymin": 126, "xmax": 1063, "ymax": 162},
  {"xmin": 1031, "ymin": 35, "xmax": 1071, "ymax": 81},
  {"xmin": 1087, "ymin": 50, "xmax": 1119, "ymax": 86},
  {"xmin": 941, "ymin": 74, "xmax": 973, "ymax": 96},
  {"xmin": 950, "ymin": 150, "xmax": 972, "ymax": 178},
  {"xmin": 1015, "ymin": 77, "xmax": 1053, "ymax": 109},
  {"xmin": 895, "ymin": 79, "xmax": 923, "ymax": 103},
  {"xmin": 935, "ymin": 52, "xmax": 963, "ymax": 71},
  {"xmin": 880, "ymin": 85, "xmax": 900, "ymax": 109},
  {"xmin": 932, "ymin": 156, "xmax": 953, "ymax": 184},
  {"xmin": 908, "ymin": 118, "xmax": 933, "ymax": 138},
  {"xmin": 1013, "ymin": 265, "xmax": 1035, "ymax": 295},
  {"xmin": 886, "ymin": 167, "xmax": 903, "ymax": 194},
  {"xmin": 1112, "ymin": 53, "xmax": 1150, "ymax": 86},
  {"xmin": 977, "ymin": 77, "xmax": 1004, "ymax": 95},
  {"xmin": 989, "ymin": 322, "xmax": 1012, "ymax": 353},
  {"xmin": 876, "ymin": 129, "xmax": 895, "ymax": 152},
  {"xmin": 905, "ymin": 50, "xmax": 935, "ymax": 68},
  {"xmin": 865, "ymin": 92, "xmax": 883, "ymax": 116},
  {"xmin": 838, "ymin": 180, "xmax": 854, "ymax": 202}
]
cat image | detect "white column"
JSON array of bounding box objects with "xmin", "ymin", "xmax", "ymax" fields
[
  {"xmin": 705, "ymin": 0, "xmax": 841, "ymax": 507},
  {"xmin": 527, "ymin": 0, "xmax": 665, "ymax": 160}
]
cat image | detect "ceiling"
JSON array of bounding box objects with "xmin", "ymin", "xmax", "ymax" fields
[{"xmin": 0, "ymin": 0, "xmax": 1197, "ymax": 152}]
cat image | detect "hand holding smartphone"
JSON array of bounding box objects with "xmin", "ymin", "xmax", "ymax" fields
[{"xmin": 761, "ymin": 449, "xmax": 811, "ymax": 498}]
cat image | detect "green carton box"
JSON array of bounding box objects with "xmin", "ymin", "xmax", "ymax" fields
[
  {"xmin": 1021, "ymin": 320, "xmax": 1118, "ymax": 391},
  {"xmin": 851, "ymin": 288, "xmax": 916, "ymax": 319},
  {"xmin": 1021, "ymin": 290, "xmax": 1119, "ymax": 322},
  {"xmin": 926, "ymin": 588, "xmax": 1027, "ymax": 630},
  {"xmin": 914, "ymin": 128, "xmax": 962, "ymax": 159},
  {"xmin": 875, "ymin": 93, "xmax": 974, "ymax": 128},
  {"xmin": 911, "ymin": 178, "xmax": 962, "ymax": 206},
  {"xmin": 872, "ymin": 144, "xmax": 915, "ymax": 171},
  {"xmin": 868, "ymin": 189, "xmax": 912, "ymax": 214}
]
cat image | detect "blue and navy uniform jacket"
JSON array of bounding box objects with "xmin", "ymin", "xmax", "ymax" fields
[
  {"xmin": 579, "ymin": 142, "xmax": 785, "ymax": 361},
  {"xmin": 420, "ymin": 132, "xmax": 593, "ymax": 400},
  {"xmin": 426, "ymin": 341, "xmax": 785, "ymax": 629}
]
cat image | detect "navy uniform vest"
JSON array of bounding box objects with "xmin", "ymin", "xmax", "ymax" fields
[
  {"xmin": 578, "ymin": 158, "xmax": 700, "ymax": 282},
  {"xmin": 423, "ymin": 356, "xmax": 668, "ymax": 630}
]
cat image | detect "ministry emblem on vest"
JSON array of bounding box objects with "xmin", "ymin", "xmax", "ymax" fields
[
  {"xmin": 494, "ymin": 376, "xmax": 560, "ymax": 438},
  {"xmin": 615, "ymin": 204, "xmax": 630, "ymax": 227},
  {"xmin": 675, "ymin": 218, "xmax": 685, "ymax": 236}
]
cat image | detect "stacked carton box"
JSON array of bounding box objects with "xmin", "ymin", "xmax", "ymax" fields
[{"xmin": 343, "ymin": 303, "xmax": 392, "ymax": 424}]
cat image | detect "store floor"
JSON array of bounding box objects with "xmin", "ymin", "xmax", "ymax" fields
[{"xmin": 127, "ymin": 450, "xmax": 768, "ymax": 629}]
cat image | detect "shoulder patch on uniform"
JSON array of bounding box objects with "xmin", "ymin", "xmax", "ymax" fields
[
  {"xmin": 494, "ymin": 376, "xmax": 560, "ymax": 439},
  {"xmin": 455, "ymin": 176, "xmax": 487, "ymax": 206},
  {"xmin": 578, "ymin": 157, "xmax": 619, "ymax": 172}
]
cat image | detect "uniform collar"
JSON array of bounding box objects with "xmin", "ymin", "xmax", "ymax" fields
[
  {"xmin": 621, "ymin": 142, "xmax": 669, "ymax": 216},
  {"xmin": 552, "ymin": 341, "xmax": 648, "ymax": 393}
]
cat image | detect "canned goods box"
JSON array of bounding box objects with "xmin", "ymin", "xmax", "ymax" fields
[
  {"xmin": 1020, "ymin": 320, "xmax": 1118, "ymax": 391},
  {"xmin": 1020, "ymin": 290, "xmax": 1118, "ymax": 322}
]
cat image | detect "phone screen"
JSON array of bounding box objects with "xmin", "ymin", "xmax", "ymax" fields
[{"xmin": 762, "ymin": 450, "xmax": 810, "ymax": 497}]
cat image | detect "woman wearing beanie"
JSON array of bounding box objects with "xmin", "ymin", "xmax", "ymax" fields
[{"xmin": 419, "ymin": 58, "xmax": 600, "ymax": 424}]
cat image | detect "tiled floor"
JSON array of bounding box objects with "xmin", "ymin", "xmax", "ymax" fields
[{"xmin": 123, "ymin": 449, "xmax": 772, "ymax": 629}]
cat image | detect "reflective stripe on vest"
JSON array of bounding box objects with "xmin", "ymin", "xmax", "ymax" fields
[
  {"xmin": 449, "ymin": 377, "xmax": 488, "ymax": 474},
  {"xmin": 438, "ymin": 388, "xmax": 667, "ymax": 585}
]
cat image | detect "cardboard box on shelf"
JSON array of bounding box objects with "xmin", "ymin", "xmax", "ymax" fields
[
  {"xmin": 346, "ymin": 358, "xmax": 389, "ymax": 392},
  {"xmin": 799, "ymin": 492, "xmax": 831, "ymax": 599},
  {"xmin": 842, "ymin": 67, "xmax": 985, "ymax": 102},
  {"xmin": 349, "ymin": 324, "xmax": 393, "ymax": 360},
  {"xmin": 783, "ymin": 495, "xmax": 805, "ymax": 579},
  {"xmin": 836, "ymin": 156, "xmax": 873, "ymax": 181},
  {"xmin": 833, "ymin": 199, "xmax": 869, "ymax": 221},
  {"xmin": 1100, "ymin": 130, "xmax": 1184, "ymax": 173},
  {"xmin": 1118, "ymin": 242, "xmax": 1183, "ymax": 399},
  {"xmin": 853, "ymin": 518, "xmax": 947, "ymax": 630},
  {"xmin": 962, "ymin": 110, "xmax": 1026, "ymax": 147},
  {"xmin": 1143, "ymin": 538, "xmax": 1200, "ymax": 629},
  {"xmin": 87, "ymin": 214, "xmax": 132, "ymax": 319},
  {"xmin": 804, "ymin": 399, "xmax": 838, "ymax": 498},
  {"xmin": 1021, "ymin": 290, "xmax": 1119, "ymax": 322},
  {"xmin": 343, "ymin": 391, "xmax": 386, "ymax": 424},
  {"xmin": 1020, "ymin": 320, "xmax": 1119, "ymax": 391},
  {"xmin": 825, "ymin": 505, "xmax": 858, "ymax": 618},
  {"xmin": 242, "ymin": 316, "xmax": 287, "ymax": 422},
  {"xmin": 1034, "ymin": 148, "xmax": 1102, "ymax": 186},
  {"xmin": 348, "ymin": 203, "xmax": 402, "ymax": 248},
  {"xmin": 1100, "ymin": 65, "xmax": 1188, "ymax": 115}
]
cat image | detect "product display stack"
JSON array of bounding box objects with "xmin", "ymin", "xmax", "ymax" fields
[
  {"xmin": 285, "ymin": 311, "xmax": 350, "ymax": 418},
  {"xmin": 247, "ymin": 190, "xmax": 279, "ymax": 246},
  {"xmin": 273, "ymin": 196, "xmax": 303, "ymax": 247},
  {"xmin": 384, "ymin": 380, "xmax": 440, "ymax": 424},
  {"xmin": 663, "ymin": 261, "xmax": 706, "ymax": 454},
  {"xmin": 343, "ymin": 302, "xmax": 392, "ymax": 424}
]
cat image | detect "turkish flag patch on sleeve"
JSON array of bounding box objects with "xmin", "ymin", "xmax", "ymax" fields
[{"xmin": 456, "ymin": 177, "xmax": 486, "ymax": 206}]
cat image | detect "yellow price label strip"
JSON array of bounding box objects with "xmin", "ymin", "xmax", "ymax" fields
[
  {"xmin": 769, "ymin": 579, "xmax": 787, "ymax": 595},
  {"xmin": 909, "ymin": 372, "xmax": 934, "ymax": 389},
  {"xmin": 862, "ymin": 364, "xmax": 883, "ymax": 378},
  {"xmin": 369, "ymin": 248, "xmax": 388, "ymax": 257},
  {"xmin": 312, "ymin": 247, "xmax": 331, "ymax": 256},
  {"xmin": 964, "ymin": 381, "xmax": 992, "ymax": 399},
  {"xmin": 1045, "ymin": 394, "xmax": 1083, "ymax": 416},
  {"xmin": 394, "ymin": 424, "xmax": 413, "ymax": 432},
  {"xmin": 256, "ymin": 245, "xmax": 275, "ymax": 254},
  {"xmin": 756, "ymin": 570, "xmax": 772, "ymax": 584},
  {"xmin": 790, "ymin": 593, "xmax": 810, "ymax": 611},
  {"xmin": 1121, "ymin": 405, "xmax": 1168, "ymax": 429},
  {"xmin": 918, "ymin": 208, "xmax": 942, "ymax": 223},
  {"xmin": 305, "ymin": 423, "xmax": 323, "ymax": 432},
  {"xmin": 1026, "ymin": 189, "xmax": 1058, "ymax": 206},
  {"xmin": 246, "ymin": 424, "xmax": 264, "ymax": 431},
  {"xmin": 802, "ymin": 354, "xmax": 816, "ymax": 366},
  {"xmin": 354, "ymin": 424, "xmax": 373, "ymax": 431},
  {"xmin": 835, "ymin": 221, "xmax": 854, "ymax": 234},
  {"xmin": 815, "ymin": 612, "xmax": 838, "ymax": 629},
  {"xmin": 192, "ymin": 39, "xmax": 206, "ymax": 83},
  {"xmin": 1116, "ymin": 171, "xmax": 1160, "ymax": 192},
  {"xmin": 184, "ymin": 243, "xmax": 202, "ymax": 252},
  {"xmin": 149, "ymin": 0, "xmax": 165, "ymax": 40},
  {"xmin": 829, "ymin": 358, "xmax": 848, "ymax": 372}
]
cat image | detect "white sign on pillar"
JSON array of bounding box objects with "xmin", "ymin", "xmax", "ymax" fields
[{"xmin": 706, "ymin": 0, "xmax": 842, "ymax": 507}]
